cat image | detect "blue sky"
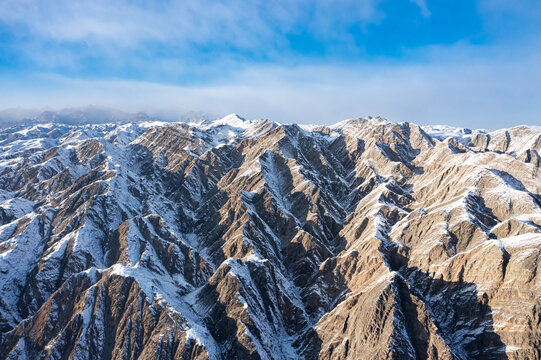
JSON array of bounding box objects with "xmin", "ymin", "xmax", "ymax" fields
[{"xmin": 0, "ymin": 0, "xmax": 540, "ymax": 128}]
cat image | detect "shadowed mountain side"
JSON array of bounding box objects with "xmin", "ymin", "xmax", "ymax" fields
[
  {"xmin": 390, "ymin": 248, "xmax": 509, "ymax": 360},
  {"xmin": 291, "ymin": 241, "xmax": 507, "ymax": 360}
]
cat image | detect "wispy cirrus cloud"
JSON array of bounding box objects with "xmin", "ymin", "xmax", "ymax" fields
[
  {"xmin": 0, "ymin": 1, "xmax": 381, "ymax": 56},
  {"xmin": 0, "ymin": 0, "xmax": 478, "ymax": 72},
  {"xmin": 0, "ymin": 0, "xmax": 393, "ymax": 81}
]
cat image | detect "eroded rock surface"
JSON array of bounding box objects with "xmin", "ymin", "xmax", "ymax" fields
[{"xmin": 0, "ymin": 116, "xmax": 540, "ymax": 359}]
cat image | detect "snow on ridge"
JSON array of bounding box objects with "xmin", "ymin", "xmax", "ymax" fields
[
  {"xmin": 184, "ymin": 114, "xmax": 279, "ymax": 146},
  {"xmin": 330, "ymin": 116, "xmax": 390, "ymax": 130},
  {"xmin": 495, "ymin": 233, "xmax": 541, "ymax": 249},
  {"xmin": 422, "ymin": 123, "xmax": 541, "ymax": 141},
  {"xmin": 206, "ymin": 113, "xmax": 252, "ymax": 129},
  {"xmin": 421, "ymin": 124, "xmax": 484, "ymax": 143}
]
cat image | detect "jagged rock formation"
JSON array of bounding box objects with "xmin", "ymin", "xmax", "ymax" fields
[{"xmin": 0, "ymin": 115, "xmax": 540, "ymax": 359}]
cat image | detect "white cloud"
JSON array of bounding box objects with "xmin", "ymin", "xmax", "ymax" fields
[
  {"xmin": 0, "ymin": 0, "xmax": 387, "ymax": 71},
  {"xmin": 2, "ymin": 53, "xmax": 539, "ymax": 129},
  {"xmin": 409, "ymin": 0, "xmax": 431, "ymax": 17},
  {"xmin": 0, "ymin": 0, "xmax": 381, "ymax": 47}
]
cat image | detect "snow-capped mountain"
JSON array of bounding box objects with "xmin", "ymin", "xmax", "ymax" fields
[{"xmin": 0, "ymin": 114, "xmax": 540, "ymax": 359}]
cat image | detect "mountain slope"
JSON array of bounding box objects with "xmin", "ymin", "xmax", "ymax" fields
[{"xmin": 0, "ymin": 115, "xmax": 540, "ymax": 360}]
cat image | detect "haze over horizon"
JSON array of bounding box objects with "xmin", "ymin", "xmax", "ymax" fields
[{"xmin": 0, "ymin": 0, "xmax": 540, "ymax": 128}]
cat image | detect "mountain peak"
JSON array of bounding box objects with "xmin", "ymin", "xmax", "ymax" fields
[{"xmin": 208, "ymin": 113, "xmax": 251, "ymax": 129}]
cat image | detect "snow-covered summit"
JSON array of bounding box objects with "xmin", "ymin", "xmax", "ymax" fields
[
  {"xmin": 207, "ymin": 113, "xmax": 252, "ymax": 129},
  {"xmin": 330, "ymin": 116, "xmax": 390, "ymax": 130}
]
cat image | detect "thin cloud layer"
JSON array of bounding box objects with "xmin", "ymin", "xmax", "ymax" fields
[
  {"xmin": 2, "ymin": 55, "xmax": 539, "ymax": 129},
  {"xmin": 0, "ymin": 0, "xmax": 540, "ymax": 128}
]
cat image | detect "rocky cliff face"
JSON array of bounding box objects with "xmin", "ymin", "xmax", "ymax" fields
[{"xmin": 0, "ymin": 115, "xmax": 540, "ymax": 359}]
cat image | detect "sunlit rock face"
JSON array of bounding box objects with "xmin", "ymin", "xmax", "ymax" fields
[{"xmin": 0, "ymin": 115, "xmax": 540, "ymax": 360}]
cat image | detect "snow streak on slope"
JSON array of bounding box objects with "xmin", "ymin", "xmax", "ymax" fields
[{"xmin": 0, "ymin": 115, "xmax": 540, "ymax": 360}]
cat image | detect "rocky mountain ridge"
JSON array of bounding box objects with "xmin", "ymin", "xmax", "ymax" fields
[{"xmin": 0, "ymin": 115, "xmax": 540, "ymax": 359}]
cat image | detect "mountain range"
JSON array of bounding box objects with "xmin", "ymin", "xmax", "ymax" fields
[{"xmin": 0, "ymin": 114, "xmax": 540, "ymax": 359}]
